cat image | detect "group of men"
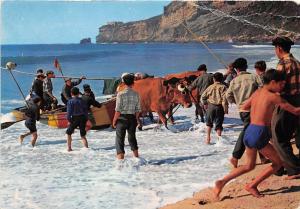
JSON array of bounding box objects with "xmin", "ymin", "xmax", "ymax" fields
[
  {"xmin": 20, "ymin": 71, "xmax": 101, "ymax": 148},
  {"xmin": 18, "ymin": 36, "xmax": 300, "ymax": 191}
]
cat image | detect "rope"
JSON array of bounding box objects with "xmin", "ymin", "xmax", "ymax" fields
[
  {"xmin": 1, "ymin": 67, "xmax": 116, "ymax": 80},
  {"xmin": 165, "ymin": 104, "xmax": 181, "ymax": 123},
  {"xmin": 180, "ymin": 11, "xmax": 228, "ymax": 69}
]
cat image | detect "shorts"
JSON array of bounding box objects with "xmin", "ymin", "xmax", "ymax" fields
[
  {"xmin": 244, "ymin": 124, "xmax": 271, "ymax": 150},
  {"xmin": 25, "ymin": 120, "xmax": 37, "ymax": 133},
  {"xmin": 66, "ymin": 115, "xmax": 87, "ymax": 137},
  {"xmin": 206, "ymin": 103, "xmax": 224, "ymax": 130}
]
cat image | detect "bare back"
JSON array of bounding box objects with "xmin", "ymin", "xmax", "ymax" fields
[{"xmin": 249, "ymin": 88, "xmax": 278, "ymax": 126}]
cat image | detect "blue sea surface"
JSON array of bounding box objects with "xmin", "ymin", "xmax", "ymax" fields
[{"xmin": 0, "ymin": 43, "xmax": 286, "ymax": 113}]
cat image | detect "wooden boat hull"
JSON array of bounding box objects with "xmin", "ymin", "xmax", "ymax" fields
[
  {"xmin": 0, "ymin": 107, "xmax": 27, "ymax": 129},
  {"xmin": 40, "ymin": 98, "xmax": 116, "ymax": 129},
  {"xmin": 1, "ymin": 98, "xmax": 116, "ymax": 130}
]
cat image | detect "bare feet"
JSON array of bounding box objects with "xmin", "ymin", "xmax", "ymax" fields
[
  {"xmin": 19, "ymin": 135, "xmax": 25, "ymax": 144},
  {"xmin": 230, "ymin": 157, "xmax": 238, "ymax": 168},
  {"xmin": 213, "ymin": 180, "xmax": 225, "ymax": 200},
  {"xmin": 67, "ymin": 148, "xmax": 73, "ymax": 152},
  {"xmin": 285, "ymin": 173, "xmax": 300, "ymax": 180},
  {"xmin": 206, "ymin": 138, "xmax": 211, "ymax": 144},
  {"xmin": 245, "ymin": 184, "xmax": 264, "ymax": 198}
]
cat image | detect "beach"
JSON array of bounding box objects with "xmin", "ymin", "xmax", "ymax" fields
[{"xmin": 162, "ymin": 144, "xmax": 300, "ymax": 209}]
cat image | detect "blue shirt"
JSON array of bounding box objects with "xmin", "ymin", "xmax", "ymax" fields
[{"xmin": 67, "ymin": 97, "xmax": 88, "ymax": 121}]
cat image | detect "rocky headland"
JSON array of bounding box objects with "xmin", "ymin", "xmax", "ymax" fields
[{"xmin": 96, "ymin": 1, "xmax": 300, "ymax": 43}]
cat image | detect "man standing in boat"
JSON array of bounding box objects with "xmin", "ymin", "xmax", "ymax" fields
[
  {"xmin": 271, "ymin": 36, "xmax": 300, "ymax": 179},
  {"xmin": 43, "ymin": 70, "xmax": 57, "ymax": 111},
  {"xmin": 61, "ymin": 76, "xmax": 86, "ymax": 105},
  {"xmin": 30, "ymin": 71, "xmax": 46, "ymax": 110},
  {"xmin": 112, "ymin": 73, "xmax": 141, "ymax": 160}
]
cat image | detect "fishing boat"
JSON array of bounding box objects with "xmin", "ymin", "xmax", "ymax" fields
[{"xmin": 1, "ymin": 98, "xmax": 116, "ymax": 130}]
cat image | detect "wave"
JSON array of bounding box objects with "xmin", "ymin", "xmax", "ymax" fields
[
  {"xmin": 232, "ymin": 45, "xmax": 273, "ymax": 48},
  {"xmin": 1, "ymin": 99, "xmax": 25, "ymax": 106},
  {"xmin": 233, "ymin": 44, "xmax": 300, "ymax": 48},
  {"xmin": 1, "ymin": 50, "xmax": 125, "ymax": 65}
]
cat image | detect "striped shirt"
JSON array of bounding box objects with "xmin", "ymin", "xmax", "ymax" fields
[
  {"xmin": 43, "ymin": 77, "xmax": 53, "ymax": 94},
  {"xmin": 115, "ymin": 87, "xmax": 141, "ymax": 114},
  {"xmin": 276, "ymin": 53, "xmax": 300, "ymax": 95}
]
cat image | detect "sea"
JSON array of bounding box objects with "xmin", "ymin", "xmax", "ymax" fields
[{"xmin": 1, "ymin": 43, "xmax": 300, "ymax": 209}]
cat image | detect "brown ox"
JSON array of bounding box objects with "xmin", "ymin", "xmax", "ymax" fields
[
  {"xmin": 164, "ymin": 71, "xmax": 205, "ymax": 122},
  {"xmin": 118, "ymin": 77, "xmax": 192, "ymax": 128}
]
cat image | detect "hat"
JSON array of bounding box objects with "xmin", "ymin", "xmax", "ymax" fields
[
  {"xmin": 36, "ymin": 68, "xmax": 44, "ymax": 74},
  {"xmin": 272, "ymin": 36, "xmax": 294, "ymax": 47},
  {"xmin": 37, "ymin": 72, "xmax": 46, "ymax": 78},
  {"xmin": 46, "ymin": 70, "xmax": 54, "ymax": 75},
  {"xmin": 83, "ymin": 84, "xmax": 91, "ymax": 92}
]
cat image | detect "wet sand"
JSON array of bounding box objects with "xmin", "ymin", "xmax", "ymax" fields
[{"xmin": 162, "ymin": 145, "xmax": 300, "ymax": 209}]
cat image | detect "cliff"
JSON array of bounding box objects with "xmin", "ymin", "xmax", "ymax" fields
[
  {"xmin": 96, "ymin": 1, "xmax": 300, "ymax": 43},
  {"xmin": 80, "ymin": 38, "xmax": 92, "ymax": 44}
]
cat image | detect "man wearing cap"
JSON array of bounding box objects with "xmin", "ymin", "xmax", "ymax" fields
[
  {"xmin": 112, "ymin": 73, "xmax": 141, "ymax": 160},
  {"xmin": 271, "ymin": 36, "xmax": 300, "ymax": 179},
  {"xmin": 82, "ymin": 84, "xmax": 102, "ymax": 127},
  {"xmin": 187, "ymin": 64, "xmax": 214, "ymax": 123},
  {"xmin": 30, "ymin": 71, "xmax": 46, "ymax": 109},
  {"xmin": 61, "ymin": 76, "xmax": 85, "ymax": 105},
  {"xmin": 43, "ymin": 70, "xmax": 57, "ymax": 111},
  {"xmin": 225, "ymin": 57, "xmax": 264, "ymax": 168}
]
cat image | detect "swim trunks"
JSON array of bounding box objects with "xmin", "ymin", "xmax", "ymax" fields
[{"xmin": 243, "ymin": 124, "xmax": 271, "ymax": 150}]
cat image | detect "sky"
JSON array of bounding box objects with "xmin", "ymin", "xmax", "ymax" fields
[{"xmin": 1, "ymin": 1, "xmax": 170, "ymax": 44}]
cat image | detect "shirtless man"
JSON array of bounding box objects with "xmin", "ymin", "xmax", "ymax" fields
[{"xmin": 213, "ymin": 69, "xmax": 300, "ymax": 199}]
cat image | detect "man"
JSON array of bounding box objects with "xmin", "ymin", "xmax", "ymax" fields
[
  {"xmin": 271, "ymin": 36, "xmax": 300, "ymax": 179},
  {"xmin": 201, "ymin": 72, "xmax": 228, "ymax": 144},
  {"xmin": 66, "ymin": 87, "xmax": 88, "ymax": 152},
  {"xmin": 30, "ymin": 71, "xmax": 46, "ymax": 109},
  {"xmin": 226, "ymin": 57, "xmax": 263, "ymax": 168},
  {"xmin": 43, "ymin": 70, "xmax": 57, "ymax": 111},
  {"xmin": 254, "ymin": 60, "xmax": 267, "ymax": 83},
  {"xmin": 112, "ymin": 73, "xmax": 141, "ymax": 160},
  {"xmin": 81, "ymin": 84, "xmax": 102, "ymax": 127},
  {"xmin": 61, "ymin": 76, "xmax": 85, "ymax": 105},
  {"xmin": 19, "ymin": 97, "xmax": 41, "ymax": 147},
  {"xmin": 188, "ymin": 64, "xmax": 214, "ymax": 122}
]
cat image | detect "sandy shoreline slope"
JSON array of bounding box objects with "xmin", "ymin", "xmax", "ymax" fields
[{"xmin": 162, "ymin": 146, "xmax": 300, "ymax": 209}]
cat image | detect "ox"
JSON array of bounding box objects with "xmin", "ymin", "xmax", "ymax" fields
[
  {"xmin": 164, "ymin": 71, "xmax": 205, "ymax": 122},
  {"xmin": 127, "ymin": 77, "xmax": 192, "ymax": 128}
]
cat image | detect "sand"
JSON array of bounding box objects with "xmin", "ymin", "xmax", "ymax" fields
[{"xmin": 162, "ymin": 146, "xmax": 300, "ymax": 209}]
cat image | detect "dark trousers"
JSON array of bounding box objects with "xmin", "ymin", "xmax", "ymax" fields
[
  {"xmin": 66, "ymin": 115, "xmax": 87, "ymax": 137},
  {"xmin": 232, "ymin": 112, "xmax": 250, "ymax": 159},
  {"xmin": 43, "ymin": 93, "xmax": 57, "ymax": 111},
  {"xmin": 115, "ymin": 114, "xmax": 138, "ymax": 154},
  {"xmin": 272, "ymin": 94, "xmax": 300, "ymax": 176}
]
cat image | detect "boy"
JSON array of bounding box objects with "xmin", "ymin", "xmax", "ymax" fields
[
  {"xmin": 254, "ymin": 60, "xmax": 267, "ymax": 83},
  {"xmin": 112, "ymin": 73, "xmax": 141, "ymax": 160},
  {"xmin": 201, "ymin": 72, "xmax": 228, "ymax": 144},
  {"xmin": 213, "ymin": 69, "xmax": 300, "ymax": 199},
  {"xmin": 66, "ymin": 87, "xmax": 88, "ymax": 152},
  {"xmin": 19, "ymin": 97, "xmax": 41, "ymax": 147}
]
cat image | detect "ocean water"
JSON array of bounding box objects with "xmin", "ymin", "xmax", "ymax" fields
[
  {"xmin": 2, "ymin": 42, "xmax": 299, "ymax": 113},
  {"xmin": 1, "ymin": 43, "xmax": 300, "ymax": 209}
]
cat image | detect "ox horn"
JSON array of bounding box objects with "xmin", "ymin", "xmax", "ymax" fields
[{"xmin": 177, "ymin": 84, "xmax": 186, "ymax": 92}]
